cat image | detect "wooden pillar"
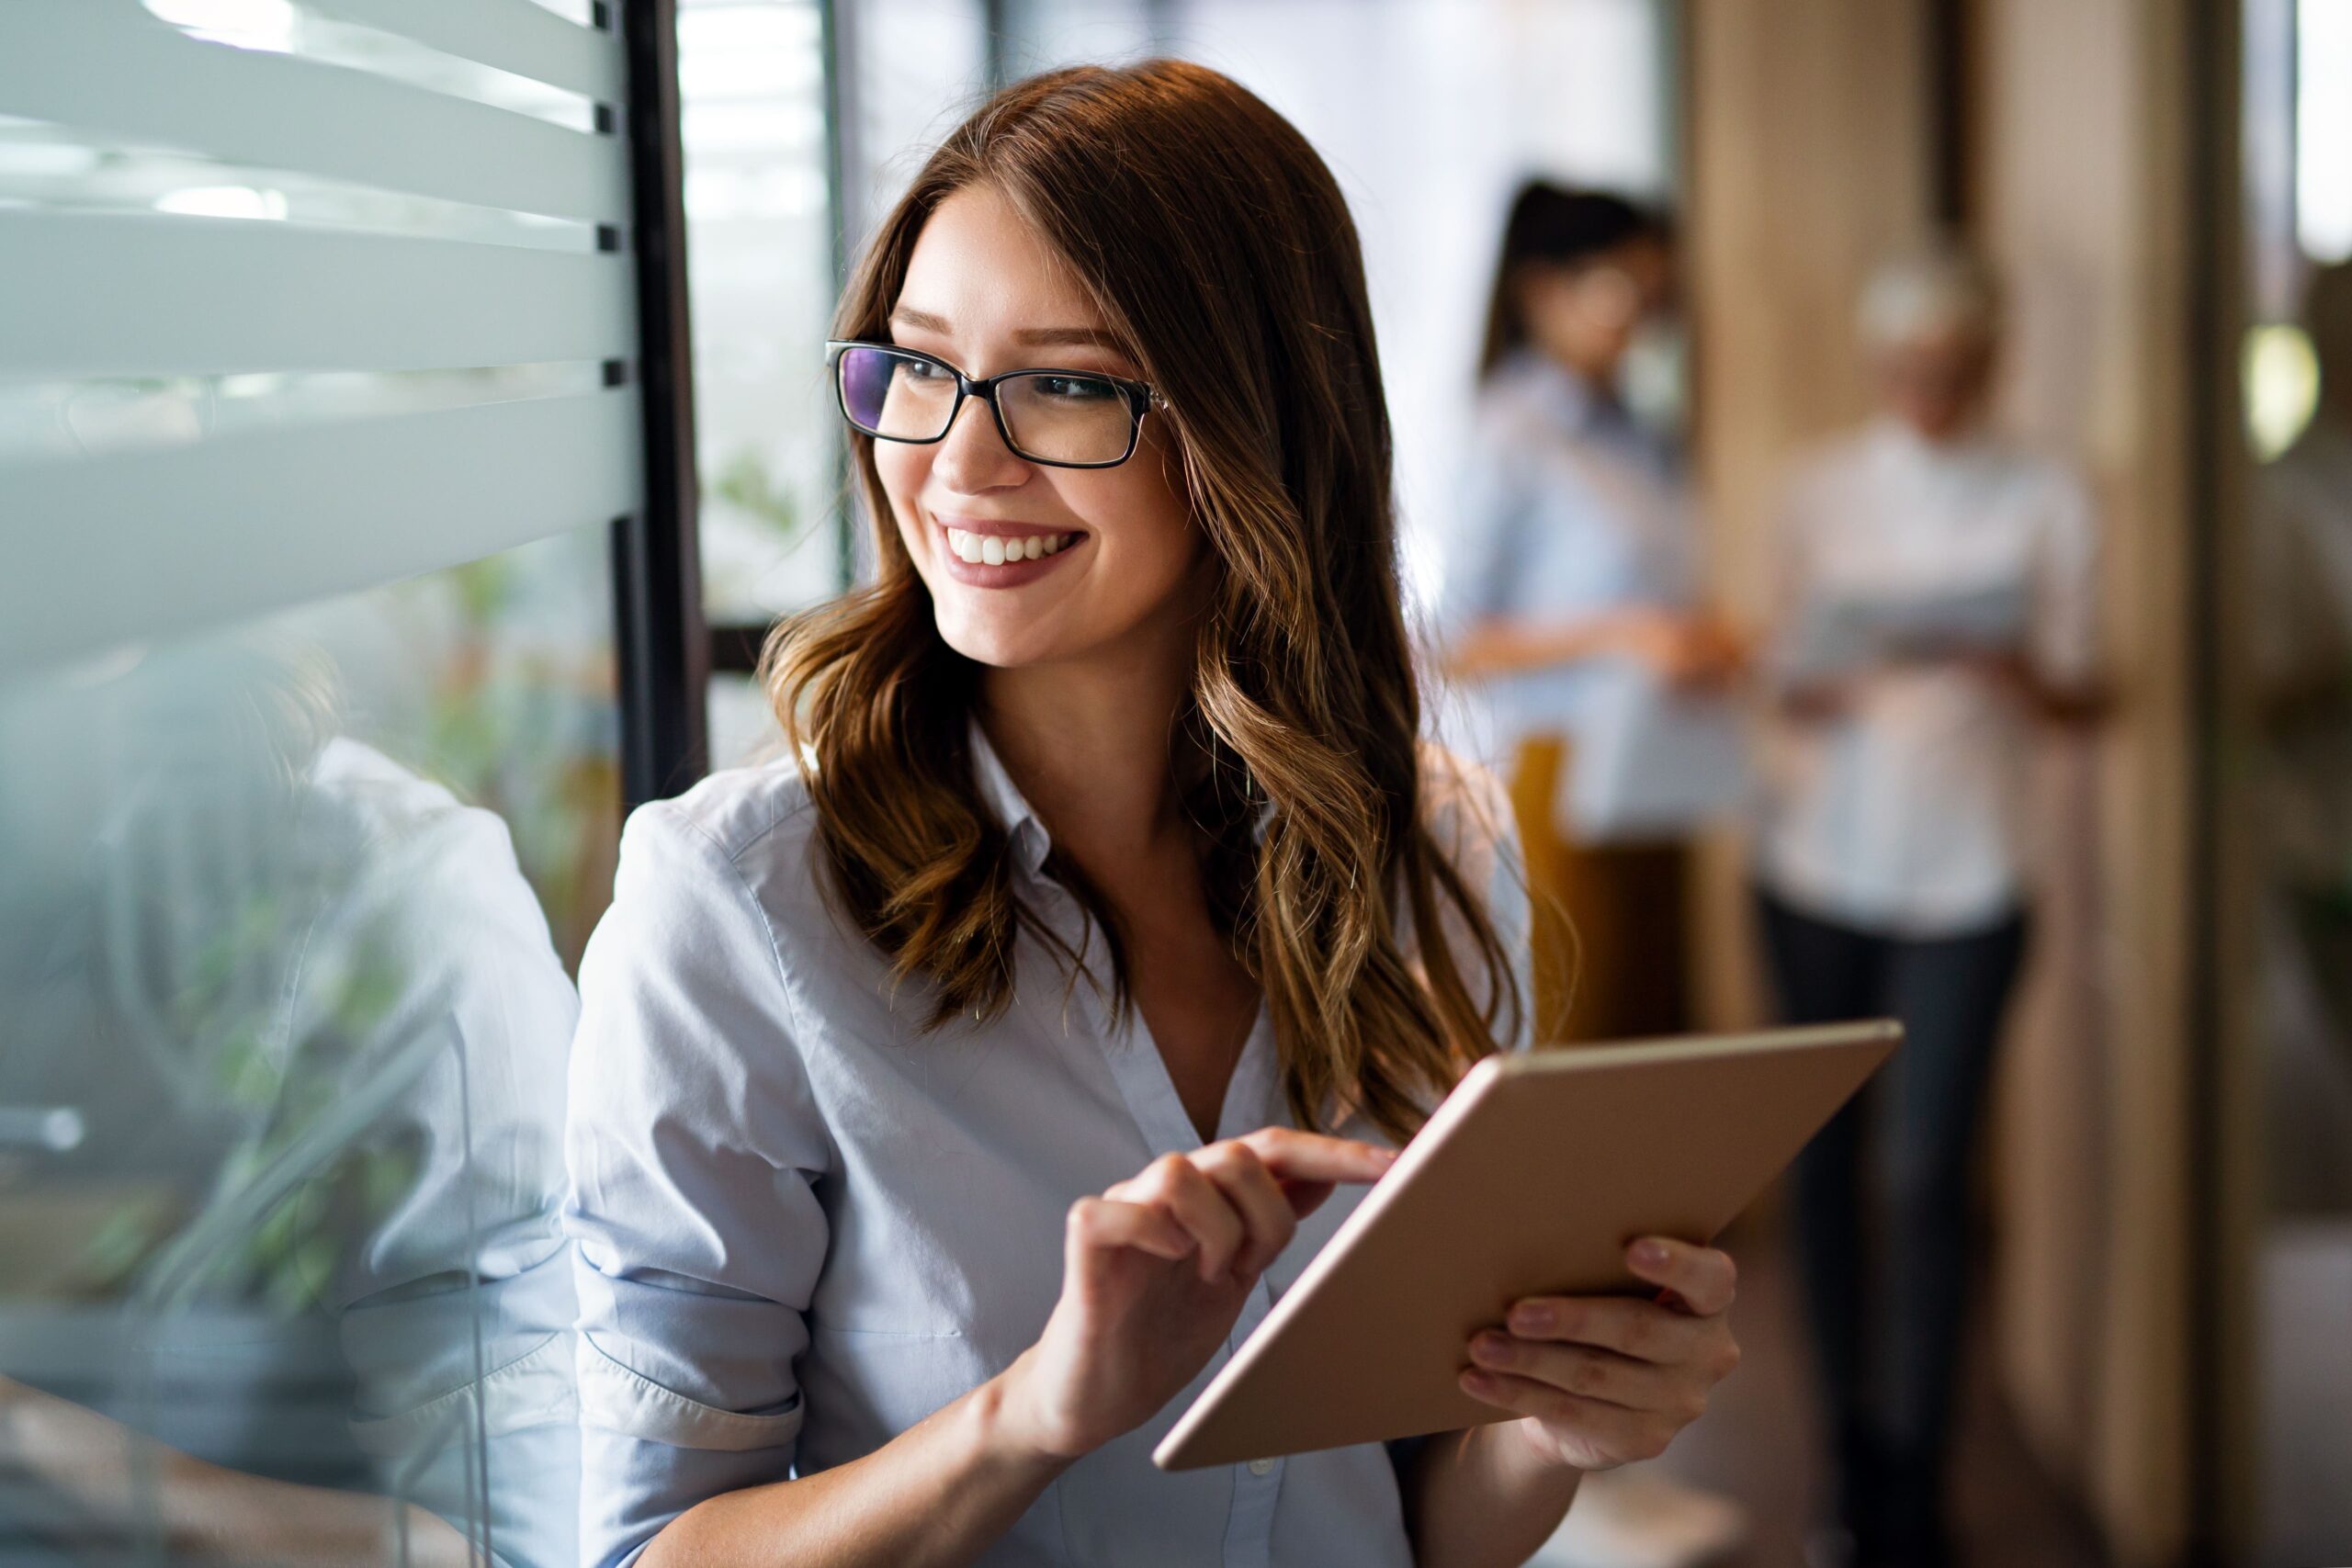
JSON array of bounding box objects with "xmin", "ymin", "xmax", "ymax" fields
[
  {"xmin": 1971, "ymin": 3, "xmax": 2201, "ymax": 1562},
  {"xmin": 1681, "ymin": 0, "xmax": 1938, "ymax": 1030}
]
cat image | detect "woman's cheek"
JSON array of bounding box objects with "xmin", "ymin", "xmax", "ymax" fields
[{"xmin": 876, "ymin": 462, "xmax": 933, "ymax": 574}]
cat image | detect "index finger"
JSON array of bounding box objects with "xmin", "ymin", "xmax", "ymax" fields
[{"xmin": 1230, "ymin": 1128, "xmax": 1397, "ymax": 1189}]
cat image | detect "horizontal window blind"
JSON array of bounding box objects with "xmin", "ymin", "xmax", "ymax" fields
[{"xmin": 0, "ymin": 0, "xmax": 644, "ymax": 674}]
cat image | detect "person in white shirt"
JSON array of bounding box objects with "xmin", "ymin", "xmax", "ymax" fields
[
  {"xmin": 1753, "ymin": 246, "xmax": 2104, "ymax": 1568},
  {"xmin": 562, "ymin": 62, "xmax": 1747, "ymax": 1568}
]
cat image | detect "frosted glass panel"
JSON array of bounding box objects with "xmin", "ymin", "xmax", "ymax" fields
[
  {"xmin": 0, "ymin": 3, "xmax": 629, "ymax": 223},
  {"xmin": 0, "ymin": 525, "xmax": 616, "ymax": 1564},
  {"xmin": 0, "ymin": 386, "xmax": 643, "ymax": 673},
  {"xmin": 0, "ymin": 212, "xmax": 635, "ymax": 378}
]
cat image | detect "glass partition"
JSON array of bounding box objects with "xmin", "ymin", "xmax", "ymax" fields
[
  {"xmin": 0, "ymin": 7, "xmax": 637, "ymax": 1551},
  {"xmin": 0, "ymin": 528, "xmax": 614, "ymax": 1565}
]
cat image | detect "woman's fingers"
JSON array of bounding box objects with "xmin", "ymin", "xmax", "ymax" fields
[
  {"xmin": 1084, "ymin": 1132, "xmax": 1395, "ymax": 1287},
  {"xmin": 1066, "ymin": 1196, "xmax": 1195, "ymax": 1265},
  {"xmin": 1623, "ymin": 1236, "xmax": 1737, "ymax": 1318},
  {"xmin": 1466, "ymin": 1333, "xmax": 1701, "ymax": 1420},
  {"xmin": 1232, "ymin": 1128, "xmax": 1396, "ymax": 1202},
  {"xmin": 1456, "ymin": 1369, "xmax": 1681, "ymax": 1464},
  {"xmin": 1475, "ymin": 1238, "xmax": 1742, "ymax": 1472},
  {"xmin": 1502, "ymin": 1293, "xmax": 1716, "ymax": 1366},
  {"xmin": 1190, "ymin": 1141, "xmax": 1298, "ymax": 1277},
  {"xmin": 1117, "ymin": 1154, "xmax": 1248, "ymax": 1282}
]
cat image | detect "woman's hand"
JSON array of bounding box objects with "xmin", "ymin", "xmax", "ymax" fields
[
  {"xmin": 1614, "ymin": 611, "xmax": 1748, "ymax": 690},
  {"xmin": 996, "ymin": 1129, "xmax": 1396, "ymax": 1461},
  {"xmin": 1456, "ymin": 1235, "xmax": 1741, "ymax": 1473}
]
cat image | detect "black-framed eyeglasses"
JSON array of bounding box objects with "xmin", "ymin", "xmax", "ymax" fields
[{"xmin": 825, "ymin": 339, "xmax": 1160, "ymax": 469}]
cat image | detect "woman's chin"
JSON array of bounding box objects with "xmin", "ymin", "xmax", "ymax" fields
[{"xmin": 933, "ymin": 615, "xmax": 1069, "ymax": 672}]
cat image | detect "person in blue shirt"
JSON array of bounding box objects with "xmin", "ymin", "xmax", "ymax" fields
[
  {"xmin": 562, "ymin": 65, "xmax": 1746, "ymax": 1568},
  {"xmin": 1444, "ymin": 186, "xmax": 1743, "ymax": 1045}
]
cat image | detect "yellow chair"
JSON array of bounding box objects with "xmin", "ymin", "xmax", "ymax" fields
[{"xmin": 1505, "ymin": 733, "xmax": 1690, "ymax": 1047}]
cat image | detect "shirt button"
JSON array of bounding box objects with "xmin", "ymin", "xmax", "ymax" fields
[{"xmin": 1247, "ymin": 1457, "xmax": 1276, "ymax": 1477}]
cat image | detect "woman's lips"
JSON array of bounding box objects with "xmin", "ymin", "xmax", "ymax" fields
[{"xmin": 932, "ymin": 517, "xmax": 1086, "ymax": 586}]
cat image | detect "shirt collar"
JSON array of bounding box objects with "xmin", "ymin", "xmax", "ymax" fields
[
  {"xmin": 1871, "ymin": 413, "xmax": 1997, "ymax": 468},
  {"xmin": 1492, "ymin": 347, "xmax": 1614, "ymax": 435},
  {"xmin": 967, "ymin": 714, "xmax": 1278, "ymax": 880},
  {"xmin": 967, "ymin": 716, "xmax": 1052, "ymax": 876}
]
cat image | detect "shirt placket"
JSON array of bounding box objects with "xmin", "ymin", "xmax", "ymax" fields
[
  {"xmin": 1214, "ymin": 1010, "xmax": 1286, "ymax": 1568},
  {"xmin": 1046, "ymin": 881, "xmax": 1288, "ymax": 1568}
]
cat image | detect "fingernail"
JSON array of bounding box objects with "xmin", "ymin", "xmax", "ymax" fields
[
  {"xmin": 1460, "ymin": 1369, "xmax": 1495, "ymax": 1395},
  {"xmin": 1633, "ymin": 1238, "xmax": 1670, "ymax": 1269},
  {"xmin": 1470, "ymin": 1332, "xmax": 1514, "ymax": 1366},
  {"xmin": 1510, "ymin": 1302, "xmax": 1553, "ymax": 1334}
]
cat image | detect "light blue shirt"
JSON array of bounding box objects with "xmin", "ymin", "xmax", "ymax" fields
[
  {"xmin": 561, "ymin": 726, "xmax": 1530, "ymax": 1567},
  {"xmin": 1442, "ymin": 352, "xmax": 1698, "ymax": 770}
]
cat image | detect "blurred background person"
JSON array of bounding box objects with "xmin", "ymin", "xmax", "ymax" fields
[
  {"xmin": 1443, "ymin": 182, "xmax": 1745, "ymax": 1054},
  {"xmin": 1443, "ymin": 181, "xmax": 1747, "ymax": 1568},
  {"xmin": 1750, "ymin": 244, "xmax": 2105, "ymax": 1568}
]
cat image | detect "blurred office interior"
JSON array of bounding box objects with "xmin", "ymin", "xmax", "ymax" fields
[{"xmin": 0, "ymin": 1, "xmax": 2346, "ymax": 1564}]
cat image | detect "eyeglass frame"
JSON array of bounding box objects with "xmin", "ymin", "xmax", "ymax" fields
[{"xmin": 824, "ymin": 339, "xmax": 1164, "ymax": 470}]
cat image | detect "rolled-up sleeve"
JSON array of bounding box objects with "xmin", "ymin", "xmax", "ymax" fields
[{"xmin": 562, "ymin": 802, "xmax": 832, "ymax": 1568}]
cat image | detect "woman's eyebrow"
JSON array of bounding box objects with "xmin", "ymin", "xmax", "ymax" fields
[
  {"xmin": 887, "ymin": 307, "xmax": 1123, "ymax": 355},
  {"xmin": 1013, "ymin": 325, "xmax": 1125, "ymax": 351},
  {"xmin": 888, "ymin": 306, "xmax": 953, "ymax": 335}
]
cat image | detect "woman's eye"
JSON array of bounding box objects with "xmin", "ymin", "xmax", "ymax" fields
[
  {"xmin": 899, "ymin": 358, "xmax": 955, "ymax": 382},
  {"xmin": 1031, "ymin": 375, "xmax": 1117, "ymax": 401}
]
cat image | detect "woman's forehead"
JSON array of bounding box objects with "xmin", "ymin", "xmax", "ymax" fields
[{"xmin": 892, "ymin": 185, "xmax": 1108, "ymax": 344}]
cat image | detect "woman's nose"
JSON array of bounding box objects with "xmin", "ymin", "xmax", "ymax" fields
[{"xmin": 931, "ymin": 392, "xmax": 1030, "ymax": 492}]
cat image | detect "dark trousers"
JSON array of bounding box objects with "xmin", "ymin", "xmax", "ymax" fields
[{"xmin": 1755, "ymin": 889, "xmax": 2030, "ymax": 1562}]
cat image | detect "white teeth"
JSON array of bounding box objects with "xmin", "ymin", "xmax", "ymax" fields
[{"xmin": 943, "ymin": 527, "xmax": 1079, "ymax": 565}]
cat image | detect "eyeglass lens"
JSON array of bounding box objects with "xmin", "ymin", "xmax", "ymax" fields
[{"xmin": 836, "ymin": 344, "xmax": 1134, "ymax": 465}]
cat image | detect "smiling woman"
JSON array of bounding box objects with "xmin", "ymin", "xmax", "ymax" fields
[{"xmin": 561, "ymin": 58, "xmax": 1745, "ymax": 1568}]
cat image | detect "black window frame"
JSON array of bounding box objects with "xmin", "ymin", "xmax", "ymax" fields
[{"xmin": 616, "ymin": 0, "xmax": 709, "ymax": 808}]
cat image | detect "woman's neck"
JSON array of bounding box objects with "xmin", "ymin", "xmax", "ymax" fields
[
  {"xmin": 1538, "ymin": 342, "xmax": 1616, "ymax": 391},
  {"xmin": 978, "ymin": 631, "xmax": 1199, "ymax": 879}
]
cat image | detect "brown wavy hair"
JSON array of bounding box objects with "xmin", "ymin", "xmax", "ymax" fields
[{"xmin": 760, "ymin": 59, "xmax": 1523, "ymax": 1142}]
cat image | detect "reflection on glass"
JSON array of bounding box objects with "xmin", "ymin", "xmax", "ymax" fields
[{"xmin": 0, "ymin": 528, "xmax": 614, "ymax": 1564}]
